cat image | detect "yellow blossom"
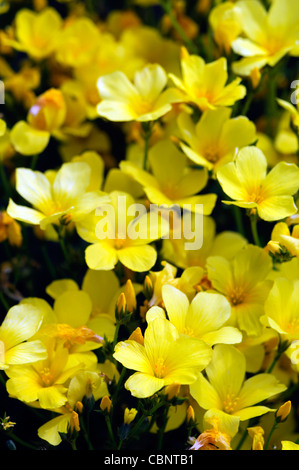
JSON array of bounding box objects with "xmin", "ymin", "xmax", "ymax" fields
[
  {"xmin": 248, "ymin": 426, "xmax": 264, "ymax": 450},
  {"xmin": 7, "ymin": 161, "xmax": 109, "ymax": 232},
  {"xmin": 37, "ymin": 370, "xmax": 108, "ymax": 446},
  {"xmin": 209, "ymin": 1, "xmax": 243, "ymax": 55},
  {"xmin": 150, "ymin": 284, "xmax": 242, "ymax": 346},
  {"xmin": 261, "ymin": 277, "xmax": 299, "ymax": 345},
  {"xmin": 120, "ymin": 139, "xmax": 217, "ymax": 215},
  {"xmin": 5, "ymin": 7, "xmax": 62, "ymax": 60},
  {"xmin": 266, "ymin": 222, "xmax": 299, "ymax": 259},
  {"xmin": 190, "ymin": 412, "xmax": 233, "ymax": 450},
  {"xmin": 0, "ymin": 304, "xmax": 47, "ymax": 370},
  {"xmin": 76, "ymin": 191, "xmax": 168, "ymax": 272},
  {"xmin": 124, "ymin": 407, "xmax": 138, "ymax": 424},
  {"xmin": 190, "ymin": 344, "xmax": 287, "ymax": 432},
  {"xmin": 5, "ymin": 339, "xmax": 84, "ymax": 410},
  {"xmin": 217, "ymin": 146, "xmax": 299, "ymax": 222},
  {"xmin": 169, "ymin": 46, "xmax": 246, "ymax": 111},
  {"xmin": 206, "ymin": 244, "xmax": 273, "ymax": 336},
  {"xmin": 0, "ymin": 211, "xmax": 22, "ymax": 247},
  {"xmin": 10, "ymin": 88, "xmax": 67, "ymax": 156},
  {"xmin": 113, "ymin": 316, "xmax": 212, "ymax": 398},
  {"xmin": 232, "ymin": 0, "xmax": 299, "ymax": 76},
  {"xmin": 177, "ymin": 107, "xmax": 257, "ymax": 172},
  {"xmin": 97, "ymin": 64, "xmax": 182, "ymax": 122}
]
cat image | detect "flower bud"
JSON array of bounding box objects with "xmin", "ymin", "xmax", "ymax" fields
[{"xmin": 276, "ymin": 401, "xmax": 291, "ymax": 423}]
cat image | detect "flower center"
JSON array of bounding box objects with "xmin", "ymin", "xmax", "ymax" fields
[
  {"xmin": 286, "ymin": 318, "xmax": 299, "ymax": 336},
  {"xmin": 229, "ymin": 286, "xmax": 245, "ymax": 306},
  {"xmin": 40, "ymin": 367, "xmax": 54, "ymax": 387},
  {"xmin": 154, "ymin": 357, "xmax": 166, "ymax": 378},
  {"xmin": 204, "ymin": 145, "xmax": 219, "ymax": 163},
  {"xmin": 222, "ymin": 393, "xmax": 239, "ymax": 414}
]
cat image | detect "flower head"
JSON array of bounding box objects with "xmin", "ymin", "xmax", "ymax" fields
[
  {"xmin": 7, "ymin": 161, "xmax": 109, "ymax": 232},
  {"xmin": 97, "ymin": 64, "xmax": 182, "ymax": 122},
  {"xmin": 232, "ymin": 0, "xmax": 299, "ymax": 76},
  {"xmin": 217, "ymin": 146, "xmax": 299, "ymax": 221},
  {"xmin": 169, "ymin": 47, "xmax": 246, "ymax": 111},
  {"xmin": 113, "ymin": 316, "xmax": 212, "ymax": 398},
  {"xmin": 190, "ymin": 344, "xmax": 287, "ymax": 431}
]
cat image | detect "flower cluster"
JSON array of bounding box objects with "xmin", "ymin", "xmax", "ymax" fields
[{"xmin": 0, "ymin": 0, "xmax": 299, "ymax": 452}]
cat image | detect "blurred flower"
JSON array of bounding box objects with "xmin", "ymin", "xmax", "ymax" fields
[
  {"xmin": 232, "ymin": 0, "xmax": 299, "ymax": 76},
  {"xmin": 5, "ymin": 7, "xmax": 62, "ymax": 60}
]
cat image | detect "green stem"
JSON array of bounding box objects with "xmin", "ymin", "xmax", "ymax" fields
[
  {"xmin": 30, "ymin": 154, "xmax": 39, "ymax": 170},
  {"xmin": 5, "ymin": 431, "xmax": 39, "ymax": 450},
  {"xmin": 0, "ymin": 161, "xmax": 10, "ymax": 198},
  {"xmin": 105, "ymin": 414, "xmax": 117, "ymax": 448},
  {"xmin": 250, "ymin": 216, "xmax": 261, "ymax": 247},
  {"xmin": 0, "ymin": 290, "xmax": 9, "ymax": 311},
  {"xmin": 142, "ymin": 122, "xmax": 153, "ymax": 170},
  {"xmin": 232, "ymin": 206, "xmax": 245, "ymax": 237},
  {"xmin": 234, "ymin": 427, "xmax": 248, "ymax": 450},
  {"xmin": 160, "ymin": 1, "xmax": 198, "ymax": 54},
  {"xmin": 264, "ymin": 422, "xmax": 278, "ymax": 450}
]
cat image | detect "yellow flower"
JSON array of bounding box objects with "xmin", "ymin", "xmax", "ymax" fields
[
  {"xmin": 55, "ymin": 17, "xmax": 101, "ymax": 68},
  {"xmin": 209, "ymin": 1, "xmax": 243, "ymax": 55},
  {"xmin": 46, "ymin": 268, "xmax": 121, "ymax": 321},
  {"xmin": 217, "ymin": 146, "xmax": 299, "ymax": 221},
  {"xmin": 120, "ymin": 139, "xmax": 217, "ymax": 215},
  {"xmin": 261, "ymin": 277, "xmax": 299, "ymax": 344},
  {"xmin": 190, "ymin": 411, "xmax": 233, "ymax": 450},
  {"xmin": 190, "ymin": 344, "xmax": 287, "ymax": 430},
  {"xmin": 248, "ymin": 426, "xmax": 264, "ymax": 450},
  {"xmin": 277, "ymin": 96, "xmax": 299, "ymax": 131},
  {"xmin": 0, "ymin": 304, "xmax": 47, "ymax": 370},
  {"xmin": 0, "ymin": 119, "xmax": 6, "ymax": 136},
  {"xmin": 231, "ymin": 0, "xmax": 299, "ymax": 76},
  {"xmin": 124, "ymin": 407, "xmax": 138, "ymax": 424},
  {"xmin": 266, "ymin": 222, "xmax": 299, "ymax": 259},
  {"xmin": 177, "ymin": 107, "xmax": 257, "ymax": 172},
  {"xmin": 37, "ymin": 370, "xmax": 108, "ymax": 446},
  {"xmin": 7, "ymin": 161, "xmax": 109, "ymax": 232},
  {"xmin": 5, "ymin": 7, "xmax": 63, "ymax": 60},
  {"xmin": 169, "ymin": 46, "xmax": 246, "ymax": 111},
  {"xmin": 152, "ymin": 284, "xmax": 242, "ymax": 346},
  {"xmin": 161, "ymin": 214, "xmax": 247, "ymax": 270},
  {"xmin": 10, "ymin": 88, "xmax": 67, "ymax": 156},
  {"xmin": 97, "ymin": 64, "xmax": 182, "ymax": 122},
  {"xmin": 5, "ymin": 339, "xmax": 84, "ymax": 409},
  {"xmin": 76, "ymin": 191, "xmax": 168, "ymax": 272},
  {"xmin": 281, "ymin": 441, "xmax": 299, "ymax": 450},
  {"xmin": 0, "ymin": 211, "xmax": 22, "ymax": 247},
  {"xmin": 206, "ymin": 244, "xmax": 273, "ymax": 336},
  {"xmin": 113, "ymin": 316, "xmax": 212, "ymax": 398}
]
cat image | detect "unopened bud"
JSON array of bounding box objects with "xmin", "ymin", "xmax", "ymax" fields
[
  {"xmin": 115, "ymin": 292, "xmax": 127, "ymax": 321},
  {"xmin": 124, "ymin": 408, "xmax": 138, "ymax": 425},
  {"xmin": 124, "ymin": 279, "xmax": 136, "ymax": 312},
  {"xmin": 100, "ymin": 395, "xmax": 112, "ymax": 414},
  {"xmin": 276, "ymin": 401, "xmax": 291, "ymax": 423},
  {"xmin": 186, "ymin": 405, "xmax": 195, "ymax": 424},
  {"xmin": 128, "ymin": 327, "xmax": 144, "ymax": 345},
  {"xmin": 143, "ymin": 275, "xmax": 153, "ymax": 300},
  {"xmin": 164, "ymin": 382, "xmax": 181, "ymax": 400}
]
